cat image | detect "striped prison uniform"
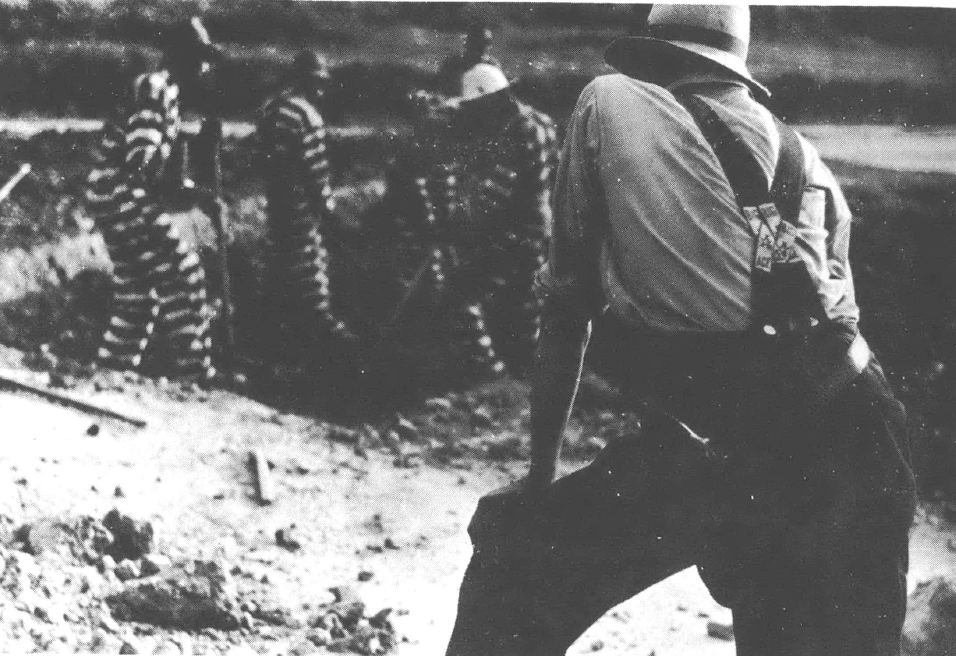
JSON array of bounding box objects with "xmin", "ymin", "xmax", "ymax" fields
[
  {"xmin": 256, "ymin": 86, "xmax": 355, "ymax": 359},
  {"xmin": 448, "ymin": 101, "xmax": 558, "ymax": 376},
  {"xmin": 400, "ymin": 98, "xmax": 558, "ymax": 376},
  {"xmin": 86, "ymin": 70, "xmax": 214, "ymax": 380}
]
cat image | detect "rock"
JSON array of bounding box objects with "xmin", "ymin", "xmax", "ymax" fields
[
  {"xmin": 107, "ymin": 560, "xmax": 241, "ymax": 630},
  {"xmin": 114, "ymin": 486, "xmax": 126, "ymax": 498},
  {"xmin": 35, "ymin": 601, "xmax": 66, "ymax": 623},
  {"xmin": 152, "ymin": 641, "xmax": 182, "ymax": 655},
  {"xmin": 590, "ymin": 639, "xmax": 605, "ymax": 651},
  {"xmin": 707, "ymin": 621, "xmax": 734, "ymax": 641},
  {"xmin": 392, "ymin": 450, "xmax": 422, "ymax": 469},
  {"xmin": 100, "ymin": 554, "xmax": 117, "ymax": 573},
  {"xmin": 903, "ymin": 577, "xmax": 956, "ymax": 655},
  {"xmin": 328, "ymin": 426, "xmax": 360, "ymax": 444},
  {"xmin": 322, "ymin": 585, "xmax": 365, "ymax": 626},
  {"xmin": 597, "ymin": 410, "xmax": 618, "ymax": 424},
  {"xmin": 424, "ymin": 397, "xmax": 453, "ymax": 413},
  {"xmin": 469, "ymin": 407, "xmax": 496, "ymax": 429},
  {"xmin": 382, "ymin": 430, "xmax": 403, "ymax": 454},
  {"xmin": 585, "ymin": 436, "xmax": 607, "ymax": 455},
  {"xmin": 276, "ymin": 527, "xmax": 303, "ymax": 552},
  {"xmin": 383, "ymin": 538, "xmax": 399, "ymax": 550},
  {"xmin": 103, "ymin": 510, "xmax": 154, "ymax": 561},
  {"xmin": 74, "ymin": 516, "xmax": 115, "ymax": 563},
  {"xmin": 357, "ymin": 571, "xmax": 374, "ymax": 582},
  {"xmin": 289, "ymin": 639, "xmax": 321, "ymax": 656},
  {"xmin": 86, "ymin": 424, "xmax": 101, "ymax": 437},
  {"xmin": 89, "ymin": 631, "xmax": 124, "ymax": 654},
  {"xmin": 169, "ymin": 634, "xmax": 192, "ymax": 655},
  {"xmin": 97, "ymin": 610, "xmax": 121, "ymax": 634},
  {"xmin": 288, "ymin": 459, "xmax": 315, "ymax": 475},
  {"xmin": 140, "ymin": 554, "xmax": 172, "ymax": 577},
  {"xmin": 361, "ymin": 425, "xmax": 380, "ymax": 444},
  {"xmin": 114, "ymin": 559, "xmax": 141, "ymax": 582},
  {"xmin": 943, "ymin": 502, "xmax": 956, "ymax": 523},
  {"xmin": 392, "ymin": 414, "xmax": 419, "ymax": 442},
  {"xmin": 6, "ymin": 550, "xmax": 41, "ymax": 580},
  {"xmin": 307, "ymin": 628, "xmax": 333, "ymax": 646},
  {"xmin": 80, "ymin": 566, "xmax": 106, "ymax": 596},
  {"xmin": 24, "ymin": 518, "xmax": 73, "ymax": 557}
]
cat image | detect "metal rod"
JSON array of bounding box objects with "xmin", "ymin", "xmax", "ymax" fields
[
  {"xmin": 200, "ymin": 117, "xmax": 235, "ymax": 386},
  {"xmin": 0, "ymin": 374, "xmax": 147, "ymax": 428},
  {"xmin": 0, "ymin": 164, "xmax": 32, "ymax": 203}
]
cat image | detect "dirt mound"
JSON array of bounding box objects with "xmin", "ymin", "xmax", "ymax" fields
[
  {"xmin": 2, "ymin": 510, "xmax": 402, "ymax": 655},
  {"xmin": 904, "ymin": 577, "xmax": 956, "ymax": 656}
]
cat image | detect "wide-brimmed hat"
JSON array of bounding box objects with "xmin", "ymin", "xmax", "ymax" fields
[{"xmin": 604, "ymin": 5, "xmax": 769, "ymax": 102}]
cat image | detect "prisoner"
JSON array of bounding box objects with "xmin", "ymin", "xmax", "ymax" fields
[
  {"xmin": 86, "ymin": 17, "xmax": 219, "ymax": 380},
  {"xmin": 256, "ymin": 51, "xmax": 356, "ymax": 368}
]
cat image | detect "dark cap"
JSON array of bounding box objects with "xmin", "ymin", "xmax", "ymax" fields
[
  {"xmin": 466, "ymin": 23, "xmax": 492, "ymax": 46},
  {"xmin": 292, "ymin": 50, "xmax": 330, "ymax": 81}
]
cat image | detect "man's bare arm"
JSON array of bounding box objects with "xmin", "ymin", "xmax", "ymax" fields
[{"xmin": 527, "ymin": 302, "xmax": 592, "ymax": 490}]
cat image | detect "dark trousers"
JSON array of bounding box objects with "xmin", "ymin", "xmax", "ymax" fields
[{"xmin": 446, "ymin": 318, "xmax": 916, "ymax": 656}]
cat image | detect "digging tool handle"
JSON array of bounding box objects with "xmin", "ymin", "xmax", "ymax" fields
[
  {"xmin": 0, "ymin": 164, "xmax": 32, "ymax": 203},
  {"xmin": 200, "ymin": 117, "xmax": 235, "ymax": 385},
  {"xmin": 249, "ymin": 448, "xmax": 276, "ymax": 505},
  {"xmin": 0, "ymin": 375, "xmax": 146, "ymax": 428},
  {"xmin": 369, "ymin": 250, "xmax": 434, "ymax": 352}
]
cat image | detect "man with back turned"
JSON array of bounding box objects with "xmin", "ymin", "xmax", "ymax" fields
[{"xmin": 445, "ymin": 5, "xmax": 916, "ymax": 655}]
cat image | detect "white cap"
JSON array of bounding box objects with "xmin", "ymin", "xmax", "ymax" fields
[{"xmin": 460, "ymin": 63, "xmax": 509, "ymax": 102}]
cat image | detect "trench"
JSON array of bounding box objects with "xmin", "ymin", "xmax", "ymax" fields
[{"xmin": 1, "ymin": 128, "xmax": 956, "ymax": 493}]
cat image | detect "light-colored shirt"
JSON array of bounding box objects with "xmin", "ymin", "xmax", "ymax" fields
[{"xmin": 537, "ymin": 73, "xmax": 858, "ymax": 333}]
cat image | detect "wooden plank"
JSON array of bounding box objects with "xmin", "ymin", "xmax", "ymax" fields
[{"xmin": 248, "ymin": 448, "xmax": 276, "ymax": 505}]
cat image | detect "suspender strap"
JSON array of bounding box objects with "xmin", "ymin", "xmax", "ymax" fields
[
  {"xmin": 674, "ymin": 91, "xmax": 832, "ymax": 333},
  {"xmin": 676, "ymin": 94, "xmax": 770, "ymax": 208},
  {"xmin": 675, "ymin": 93, "xmax": 806, "ymax": 225},
  {"xmin": 769, "ymin": 116, "xmax": 806, "ymax": 226}
]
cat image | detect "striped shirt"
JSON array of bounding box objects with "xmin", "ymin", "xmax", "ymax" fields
[
  {"xmin": 538, "ymin": 73, "xmax": 858, "ymax": 333},
  {"xmin": 455, "ymin": 99, "xmax": 558, "ymax": 248},
  {"xmin": 87, "ymin": 70, "xmax": 180, "ymax": 207},
  {"xmin": 257, "ymin": 88, "xmax": 332, "ymax": 209}
]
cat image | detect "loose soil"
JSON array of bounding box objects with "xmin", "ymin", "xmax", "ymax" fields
[
  {"xmin": 1, "ymin": 123, "xmax": 956, "ymax": 654},
  {"xmin": 1, "ymin": 340, "xmax": 955, "ymax": 655}
]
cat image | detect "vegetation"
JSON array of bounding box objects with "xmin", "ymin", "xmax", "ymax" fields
[{"xmin": 0, "ymin": 2, "xmax": 952, "ymax": 124}]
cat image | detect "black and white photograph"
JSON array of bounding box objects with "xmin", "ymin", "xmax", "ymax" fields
[{"xmin": 0, "ymin": 2, "xmax": 953, "ymax": 654}]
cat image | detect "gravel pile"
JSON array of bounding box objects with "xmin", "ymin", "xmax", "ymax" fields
[
  {"xmin": 903, "ymin": 577, "xmax": 956, "ymax": 656},
  {"xmin": 1, "ymin": 512, "xmax": 401, "ymax": 655}
]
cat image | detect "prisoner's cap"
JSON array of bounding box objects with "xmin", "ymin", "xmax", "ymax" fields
[
  {"xmin": 466, "ymin": 23, "xmax": 493, "ymax": 47},
  {"xmin": 460, "ymin": 63, "xmax": 509, "ymax": 103},
  {"xmin": 604, "ymin": 4, "xmax": 769, "ymax": 102}
]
